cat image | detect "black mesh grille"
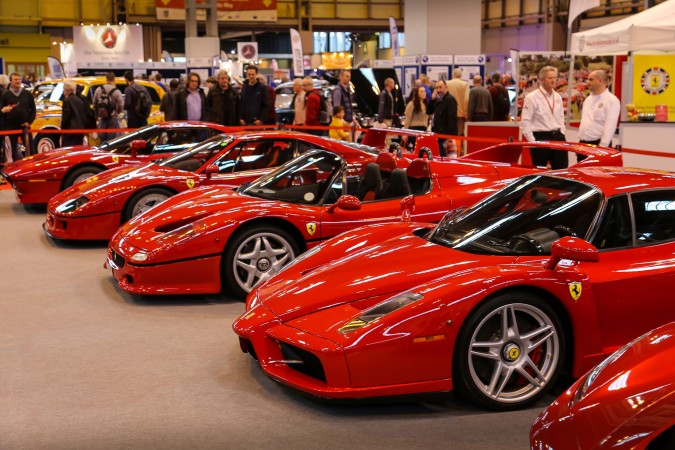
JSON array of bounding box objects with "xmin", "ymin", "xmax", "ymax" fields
[
  {"xmin": 279, "ymin": 342, "xmax": 326, "ymax": 382},
  {"xmin": 111, "ymin": 249, "xmax": 126, "ymax": 269}
]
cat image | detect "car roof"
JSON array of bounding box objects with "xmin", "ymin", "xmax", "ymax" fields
[
  {"xmin": 222, "ymin": 130, "xmax": 380, "ymax": 156},
  {"xmin": 547, "ymin": 166, "xmax": 675, "ymax": 197}
]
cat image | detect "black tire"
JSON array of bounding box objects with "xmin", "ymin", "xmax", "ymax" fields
[
  {"xmin": 122, "ymin": 187, "xmax": 173, "ymax": 222},
  {"xmin": 34, "ymin": 133, "xmax": 60, "ymax": 153},
  {"xmin": 222, "ymin": 224, "xmax": 300, "ymax": 299},
  {"xmin": 63, "ymin": 165, "xmax": 104, "ymax": 189},
  {"xmin": 453, "ymin": 290, "xmax": 565, "ymax": 411}
]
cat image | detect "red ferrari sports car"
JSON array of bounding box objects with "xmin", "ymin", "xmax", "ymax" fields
[
  {"xmin": 531, "ymin": 321, "xmax": 675, "ymax": 449},
  {"xmin": 1, "ymin": 122, "xmax": 230, "ymax": 204},
  {"xmin": 45, "ymin": 131, "xmax": 378, "ymax": 241},
  {"xmin": 233, "ymin": 167, "xmax": 675, "ymax": 410},
  {"xmin": 106, "ymin": 142, "xmax": 620, "ymax": 299}
]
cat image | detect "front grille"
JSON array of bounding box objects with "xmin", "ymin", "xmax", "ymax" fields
[
  {"xmin": 239, "ymin": 337, "xmax": 258, "ymax": 360},
  {"xmin": 111, "ymin": 249, "xmax": 126, "ymax": 269},
  {"xmin": 278, "ymin": 342, "xmax": 326, "ymax": 382}
]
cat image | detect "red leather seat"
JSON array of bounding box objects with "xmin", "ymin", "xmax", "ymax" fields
[{"xmin": 406, "ymin": 158, "xmax": 432, "ymax": 195}]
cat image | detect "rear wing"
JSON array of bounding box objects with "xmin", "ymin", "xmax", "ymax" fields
[{"xmin": 459, "ymin": 141, "xmax": 623, "ymax": 168}]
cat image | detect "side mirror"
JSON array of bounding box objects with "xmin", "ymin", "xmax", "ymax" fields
[
  {"xmin": 327, "ymin": 195, "xmax": 361, "ymax": 214},
  {"xmin": 400, "ymin": 195, "xmax": 415, "ymax": 222},
  {"xmin": 205, "ymin": 164, "xmax": 219, "ymax": 180},
  {"xmin": 544, "ymin": 237, "xmax": 599, "ymax": 270},
  {"xmin": 130, "ymin": 139, "xmax": 146, "ymax": 158}
]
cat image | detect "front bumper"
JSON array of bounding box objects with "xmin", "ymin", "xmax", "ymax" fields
[
  {"xmin": 44, "ymin": 208, "xmax": 122, "ymax": 241},
  {"xmin": 106, "ymin": 238, "xmax": 223, "ymax": 295},
  {"xmin": 10, "ymin": 178, "xmax": 61, "ymax": 204}
]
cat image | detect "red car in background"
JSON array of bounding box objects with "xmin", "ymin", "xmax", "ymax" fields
[
  {"xmin": 233, "ymin": 167, "xmax": 675, "ymax": 410},
  {"xmin": 106, "ymin": 142, "xmax": 620, "ymax": 299},
  {"xmin": 1, "ymin": 122, "xmax": 230, "ymax": 204},
  {"xmin": 45, "ymin": 131, "xmax": 385, "ymax": 241},
  {"xmin": 531, "ymin": 321, "xmax": 675, "ymax": 449}
]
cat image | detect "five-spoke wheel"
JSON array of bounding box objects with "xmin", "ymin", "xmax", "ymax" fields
[
  {"xmin": 123, "ymin": 188, "xmax": 173, "ymax": 221},
  {"xmin": 454, "ymin": 291, "xmax": 565, "ymax": 410},
  {"xmin": 223, "ymin": 225, "xmax": 299, "ymax": 299}
]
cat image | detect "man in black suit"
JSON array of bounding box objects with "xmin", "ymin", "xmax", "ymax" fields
[{"xmin": 428, "ymin": 79, "xmax": 458, "ymax": 157}]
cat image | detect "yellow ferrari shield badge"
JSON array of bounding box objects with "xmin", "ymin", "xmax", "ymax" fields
[
  {"xmin": 112, "ymin": 155, "xmax": 119, "ymax": 163},
  {"xmin": 306, "ymin": 223, "xmax": 317, "ymax": 236},
  {"xmin": 568, "ymin": 282, "xmax": 582, "ymax": 301},
  {"xmin": 186, "ymin": 179, "xmax": 195, "ymax": 188}
]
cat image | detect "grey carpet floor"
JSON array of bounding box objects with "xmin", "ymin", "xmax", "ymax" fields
[{"xmin": 0, "ymin": 189, "xmax": 550, "ymax": 449}]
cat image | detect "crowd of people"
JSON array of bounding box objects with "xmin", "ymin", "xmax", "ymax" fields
[{"xmin": 0, "ymin": 64, "xmax": 620, "ymax": 169}]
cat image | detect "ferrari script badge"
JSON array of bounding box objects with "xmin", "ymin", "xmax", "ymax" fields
[
  {"xmin": 306, "ymin": 223, "xmax": 317, "ymax": 236},
  {"xmin": 186, "ymin": 179, "xmax": 195, "ymax": 189},
  {"xmin": 568, "ymin": 282, "xmax": 582, "ymax": 301}
]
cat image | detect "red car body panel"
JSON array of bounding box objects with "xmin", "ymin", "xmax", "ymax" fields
[
  {"xmin": 531, "ymin": 322, "xmax": 675, "ymax": 449},
  {"xmin": 104, "ymin": 142, "xmax": 620, "ymax": 297},
  {"xmin": 44, "ymin": 131, "xmax": 371, "ymax": 241},
  {"xmin": 232, "ymin": 168, "xmax": 675, "ymax": 401},
  {"xmin": 1, "ymin": 122, "xmax": 231, "ymax": 204}
]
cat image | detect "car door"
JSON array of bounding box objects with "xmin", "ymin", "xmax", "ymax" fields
[{"xmin": 583, "ymin": 191, "xmax": 675, "ymax": 352}]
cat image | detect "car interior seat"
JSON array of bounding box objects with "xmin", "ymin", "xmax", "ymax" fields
[
  {"xmin": 406, "ymin": 158, "xmax": 432, "ymax": 195},
  {"xmin": 356, "ymin": 163, "xmax": 384, "ymax": 201},
  {"xmin": 379, "ymin": 168, "xmax": 412, "ymax": 199},
  {"xmin": 375, "ymin": 152, "xmax": 397, "ymax": 180}
]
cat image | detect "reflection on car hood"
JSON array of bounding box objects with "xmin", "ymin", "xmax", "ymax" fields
[{"xmin": 258, "ymin": 232, "xmax": 489, "ymax": 321}]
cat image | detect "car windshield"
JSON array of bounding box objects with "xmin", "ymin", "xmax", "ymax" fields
[
  {"xmin": 430, "ymin": 175, "xmax": 602, "ymax": 256},
  {"xmin": 242, "ymin": 150, "xmax": 344, "ymax": 204},
  {"xmin": 99, "ymin": 125, "xmax": 160, "ymax": 152},
  {"xmin": 158, "ymin": 135, "xmax": 234, "ymax": 172}
]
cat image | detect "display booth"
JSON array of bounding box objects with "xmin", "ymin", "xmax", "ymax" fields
[
  {"xmin": 394, "ymin": 55, "xmax": 420, "ymax": 99},
  {"xmin": 571, "ymin": 1, "xmax": 675, "ymax": 171},
  {"xmin": 420, "ymin": 55, "xmax": 453, "ymax": 83}
]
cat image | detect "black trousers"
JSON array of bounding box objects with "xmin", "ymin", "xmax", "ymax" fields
[
  {"xmin": 577, "ymin": 138, "xmax": 602, "ymax": 162},
  {"xmin": 532, "ymin": 130, "xmax": 567, "ymax": 169}
]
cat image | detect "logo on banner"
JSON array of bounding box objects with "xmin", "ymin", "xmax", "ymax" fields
[
  {"xmin": 238, "ymin": 42, "xmax": 259, "ymax": 62},
  {"xmin": 641, "ymin": 67, "xmax": 670, "ymax": 95},
  {"xmin": 422, "ymin": 56, "xmax": 429, "ymax": 63},
  {"xmin": 101, "ymin": 28, "xmax": 117, "ymax": 49}
]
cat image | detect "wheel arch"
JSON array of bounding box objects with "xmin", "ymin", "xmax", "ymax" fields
[
  {"xmin": 224, "ymin": 216, "xmax": 308, "ymax": 255},
  {"xmin": 120, "ymin": 185, "xmax": 179, "ymax": 224},
  {"xmin": 453, "ymin": 285, "xmax": 575, "ymax": 378},
  {"xmin": 60, "ymin": 162, "xmax": 109, "ymax": 191}
]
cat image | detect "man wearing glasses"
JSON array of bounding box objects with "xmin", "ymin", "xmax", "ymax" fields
[{"xmin": 239, "ymin": 65, "xmax": 269, "ymax": 126}]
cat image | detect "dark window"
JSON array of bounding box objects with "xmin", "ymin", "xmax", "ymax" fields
[
  {"xmin": 592, "ymin": 195, "xmax": 632, "ymax": 249},
  {"xmin": 632, "ymin": 190, "xmax": 675, "ymax": 245}
]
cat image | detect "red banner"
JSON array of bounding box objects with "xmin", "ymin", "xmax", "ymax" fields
[{"xmin": 156, "ymin": 0, "xmax": 277, "ymax": 21}]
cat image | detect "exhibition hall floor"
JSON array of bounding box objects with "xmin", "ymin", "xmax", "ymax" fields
[{"xmin": 0, "ymin": 190, "xmax": 551, "ymax": 449}]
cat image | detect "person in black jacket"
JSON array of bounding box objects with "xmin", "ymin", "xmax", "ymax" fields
[
  {"xmin": 174, "ymin": 72, "xmax": 207, "ymax": 122},
  {"xmin": 239, "ymin": 65, "xmax": 269, "ymax": 126},
  {"xmin": 160, "ymin": 79, "xmax": 180, "ymax": 121},
  {"xmin": 123, "ymin": 70, "xmax": 151, "ymax": 129},
  {"xmin": 428, "ymin": 79, "xmax": 458, "ymax": 157},
  {"xmin": 61, "ymin": 81, "xmax": 87, "ymax": 147},
  {"xmin": 205, "ymin": 71, "xmax": 240, "ymax": 126},
  {"xmin": 1, "ymin": 72, "xmax": 36, "ymax": 161}
]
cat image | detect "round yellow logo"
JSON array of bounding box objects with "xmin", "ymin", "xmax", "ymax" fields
[{"xmin": 508, "ymin": 347, "xmax": 520, "ymax": 359}]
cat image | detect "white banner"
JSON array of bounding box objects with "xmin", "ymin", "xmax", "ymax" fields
[
  {"xmin": 454, "ymin": 55, "xmax": 486, "ymax": 65},
  {"xmin": 290, "ymin": 29, "xmax": 303, "ymax": 77},
  {"xmin": 72, "ymin": 25, "xmax": 144, "ymax": 64},
  {"xmin": 568, "ymin": 0, "xmax": 600, "ymax": 27},
  {"xmin": 421, "ymin": 55, "xmax": 453, "ymax": 65},
  {"xmin": 389, "ymin": 17, "xmax": 400, "ymax": 57}
]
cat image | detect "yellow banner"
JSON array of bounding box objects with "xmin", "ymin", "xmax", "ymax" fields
[{"xmin": 632, "ymin": 54, "xmax": 675, "ymax": 121}]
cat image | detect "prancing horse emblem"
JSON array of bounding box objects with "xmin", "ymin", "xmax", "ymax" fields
[
  {"xmin": 306, "ymin": 223, "xmax": 317, "ymax": 236},
  {"xmin": 186, "ymin": 179, "xmax": 195, "ymax": 188},
  {"xmin": 568, "ymin": 282, "xmax": 582, "ymax": 301}
]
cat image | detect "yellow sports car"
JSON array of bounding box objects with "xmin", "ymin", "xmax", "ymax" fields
[{"xmin": 31, "ymin": 77, "xmax": 166, "ymax": 153}]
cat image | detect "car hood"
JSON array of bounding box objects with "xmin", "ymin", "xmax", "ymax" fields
[
  {"xmin": 258, "ymin": 232, "xmax": 513, "ymax": 322},
  {"xmin": 117, "ymin": 187, "xmax": 282, "ymax": 250},
  {"xmin": 2, "ymin": 146, "xmax": 96, "ymax": 177}
]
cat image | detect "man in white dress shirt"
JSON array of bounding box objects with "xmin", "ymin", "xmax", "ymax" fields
[
  {"xmin": 520, "ymin": 66, "xmax": 567, "ymax": 169},
  {"xmin": 576, "ymin": 70, "xmax": 621, "ymax": 161}
]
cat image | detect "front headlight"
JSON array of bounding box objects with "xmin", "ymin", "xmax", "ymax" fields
[
  {"xmin": 130, "ymin": 250, "xmax": 153, "ymax": 263},
  {"xmin": 55, "ymin": 196, "xmax": 90, "ymax": 214},
  {"xmin": 338, "ymin": 292, "xmax": 423, "ymax": 335},
  {"xmin": 571, "ymin": 330, "xmax": 651, "ymax": 406}
]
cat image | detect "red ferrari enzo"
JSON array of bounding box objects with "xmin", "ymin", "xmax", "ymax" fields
[
  {"xmin": 106, "ymin": 142, "xmax": 620, "ymax": 299},
  {"xmin": 1, "ymin": 122, "xmax": 230, "ymax": 204},
  {"xmin": 531, "ymin": 321, "xmax": 675, "ymax": 449},
  {"xmin": 233, "ymin": 167, "xmax": 675, "ymax": 410},
  {"xmin": 45, "ymin": 131, "xmax": 375, "ymax": 241}
]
